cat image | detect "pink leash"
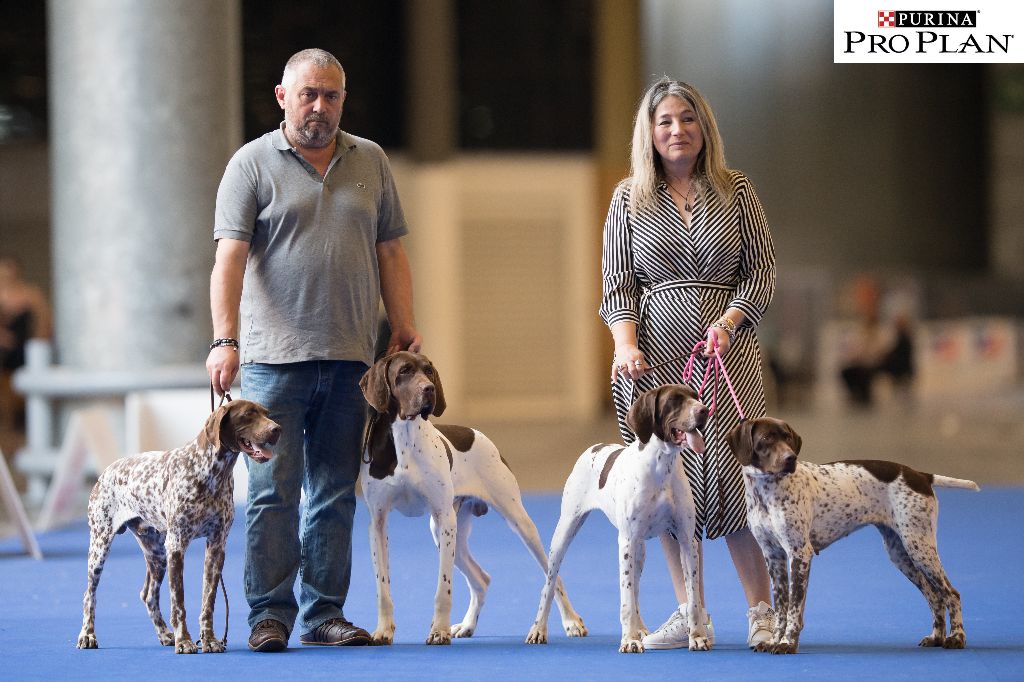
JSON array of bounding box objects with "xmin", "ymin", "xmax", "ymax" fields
[{"xmin": 681, "ymin": 332, "xmax": 746, "ymax": 420}]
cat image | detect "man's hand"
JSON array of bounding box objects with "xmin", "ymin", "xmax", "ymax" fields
[
  {"xmin": 387, "ymin": 326, "xmax": 422, "ymax": 355},
  {"xmin": 206, "ymin": 346, "xmax": 240, "ymax": 396}
]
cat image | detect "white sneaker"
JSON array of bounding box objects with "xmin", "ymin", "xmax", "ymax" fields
[
  {"xmin": 642, "ymin": 605, "xmax": 715, "ymax": 650},
  {"xmin": 747, "ymin": 601, "xmax": 775, "ymax": 648}
]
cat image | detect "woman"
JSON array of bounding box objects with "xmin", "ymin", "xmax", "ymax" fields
[{"xmin": 599, "ymin": 78, "xmax": 776, "ymax": 649}]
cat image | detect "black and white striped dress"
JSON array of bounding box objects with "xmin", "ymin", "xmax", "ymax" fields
[{"xmin": 599, "ymin": 170, "xmax": 776, "ymax": 540}]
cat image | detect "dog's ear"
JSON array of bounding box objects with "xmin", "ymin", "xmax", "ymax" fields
[
  {"xmin": 726, "ymin": 420, "xmax": 755, "ymax": 466},
  {"xmin": 626, "ymin": 387, "xmax": 659, "ymax": 445},
  {"xmin": 429, "ymin": 364, "xmax": 446, "ymax": 417},
  {"xmin": 360, "ymin": 355, "xmax": 394, "ymax": 413},
  {"xmin": 785, "ymin": 421, "xmax": 802, "ymax": 455},
  {"xmin": 199, "ymin": 402, "xmax": 239, "ymax": 455}
]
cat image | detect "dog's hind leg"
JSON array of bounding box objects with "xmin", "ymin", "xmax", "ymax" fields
[
  {"xmin": 134, "ymin": 530, "xmax": 174, "ymax": 646},
  {"xmin": 526, "ymin": 502, "xmax": 591, "ymax": 644},
  {"xmin": 876, "ymin": 525, "xmax": 947, "ymax": 647},
  {"xmin": 77, "ymin": 501, "xmax": 115, "ymax": 649},
  {"xmin": 890, "ymin": 513, "xmax": 965, "ymax": 649},
  {"xmin": 437, "ymin": 502, "xmax": 490, "ymax": 638},
  {"xmin": 491, "ymin": 494, "xmax": 587, "ymax": 638}
]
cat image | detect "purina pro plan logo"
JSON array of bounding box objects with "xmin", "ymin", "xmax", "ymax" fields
[{"xmin": 835, "ymin": 1, "xmax": 1024, "ymax": 63}]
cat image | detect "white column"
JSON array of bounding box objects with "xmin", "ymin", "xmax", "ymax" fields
[{"xmin": 47, "ymin": 0, "xmax": 242, "ymax": 369}]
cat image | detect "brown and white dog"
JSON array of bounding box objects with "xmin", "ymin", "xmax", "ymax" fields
[
  {"xmin": 526, "ymin": 384, "xmax": 712, "ymax": 653},
  {"xmin": 359, "ymin": 351, "xmax": 587, "ymax": 645},
  {"xmin": 77, "ymin": 399, "xmax": 280, "ymax": 653},
  {"xmin": 727, "ymin": 417, "xmax": 978, "ymax": 654}
]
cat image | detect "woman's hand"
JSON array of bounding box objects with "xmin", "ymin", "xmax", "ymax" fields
[
  {"xmin": 611, "ymin": 344, "xmax": 648, "ymax": 382},
  {"xmin": 704, "ymin": 325, "xmax": 732, "ymax": 358}
]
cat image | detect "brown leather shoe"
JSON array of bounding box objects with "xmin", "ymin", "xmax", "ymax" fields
[
  {"xmin": 299, "ymin": 618, "xmax": 372, "ymax": 646},
  {"xmin": 248, "ymin": 619, "xmax": 288, "ymax": 652}
]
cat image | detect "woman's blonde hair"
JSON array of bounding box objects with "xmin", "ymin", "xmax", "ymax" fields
[{"xmin": 624, "ymin": 77, "xmax": 733, "ymax": 215}]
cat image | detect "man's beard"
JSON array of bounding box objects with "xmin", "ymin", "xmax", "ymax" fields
[{"xmin": 290, "ymin": 113, "xmax": 337, "ymax": 148}]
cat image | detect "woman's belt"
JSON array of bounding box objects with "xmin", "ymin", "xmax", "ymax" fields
[{"xmin": 643, "ymin": 280, "xmax": 734, "ymax": 297}]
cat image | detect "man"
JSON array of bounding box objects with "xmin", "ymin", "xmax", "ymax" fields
[{"xmin": 206, "ymin": 48, "xmax": 420, "ymax": 652}]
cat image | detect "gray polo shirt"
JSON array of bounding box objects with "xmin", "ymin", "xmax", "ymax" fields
[{"xmin": 214, "ymin": 124, "xmax": 408, "ymax": 365}]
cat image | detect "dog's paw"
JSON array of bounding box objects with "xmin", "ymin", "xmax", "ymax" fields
[
  {"xmin": 76, "ymin": 632, "xmax": 98, "ymax": 649},
  {"xmin": 201, "ymin": 637, "xmax": 226, "ymax": 653},
  {"xmin": 769, "ymin": 641, "xmax": 798, "ymax": 654},
  {"xmin": 943, "ymin": 632, "xmax": 966, "ymax": 649},
  {"xmin": 689, "ymin": 635, "xmax": 712, "ymax": 651},
  {"xmin": 618, "ymin": 638, "xmax": 644, "ymax": 654},
  {"xmin": 563, "ymin": 619, "xmax": 588, "ymax": 638},
  {"xmin": 175, "ymin": 637, "xmax": 199, "ymax": 654},
  {"xmin": 450, "ymin": 622, "xmax": 475, "ymax": 638},
  {"xmin": 157, "ymin": 630, "xmax": 175, "ymax": 646},
  {"xmin": 919, "ymin": 634, "xmax": 945, "ymax": 647},
  {"xmin": 525, "ymin": 625, "xmax": 548, "ymax": 644},
  {"xmin": 371, "ymin": 626, "xmax": 395, "ymax": 646},
  {"xmin": 425, "ymin": 628, "xmax": 452, "ymax": 645}
]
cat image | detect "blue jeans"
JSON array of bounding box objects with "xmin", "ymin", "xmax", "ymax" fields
[{"xmin": 241, "ymin": 360, "xmax": 367, "ymax": 635}]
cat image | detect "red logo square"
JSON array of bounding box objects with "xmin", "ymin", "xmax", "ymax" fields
[{"xmin": 878, "ymin": 10, "xmax": 895, "ymax": 27}]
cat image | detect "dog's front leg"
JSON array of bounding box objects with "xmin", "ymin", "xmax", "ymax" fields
[
  {"xmin": 617, "ymin": 534, "xmax": 645, "ymax": 653},
  {"xmin": 756, "ymin": 549, "xmax": 789, "ymax": 653},
  {"xmin": 166, "ymin": 533, "xmax": 198, "ymax": 654},
  {"xmin": 368, "ymin": 503, "xmax": 396, "ymax": 645},
  {"xmin": 198, "ymin": 532, "xmax": 227, "ymax": 653},
  {"xmin": 774, "ymin": 546, "xmax": 812, "ymax": 655},
  {"xmin": 426, "ymin": 504, "xmax": 458, "ymax": 645},
  {"xmin": 676, "ymin": 534, "xmax": 711, "ymax": 651}
]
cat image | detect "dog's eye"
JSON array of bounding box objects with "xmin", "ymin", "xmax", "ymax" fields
[
  {"xmin": 423, "ymin": 366, "xmax": 434, "ymax": 377},
  {"xmin": 398, "ymin": 364, "xmax": 412, "ymax": 375}
]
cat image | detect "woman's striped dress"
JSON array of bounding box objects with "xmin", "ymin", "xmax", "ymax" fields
[{"xmin": 599, "ymin": 170, "xmax": 776, "ymax": 540}]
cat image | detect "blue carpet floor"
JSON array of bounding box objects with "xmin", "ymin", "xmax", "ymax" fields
[{"xmin": 0, "ymin": 487, "xmax": 1021, "ymax": 681}]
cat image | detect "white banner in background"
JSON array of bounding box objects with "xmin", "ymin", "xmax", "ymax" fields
[{"xmin": 835, "ymin": 1, "xmax": 1024, "ymax": 63}]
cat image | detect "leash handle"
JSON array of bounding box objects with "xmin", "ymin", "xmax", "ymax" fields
[
  {"xmin": 680, "ymin": 332, "xmax": 746, "ymax": 420},
  {"xmin": 209, "ymin": 384, "xmax": 233, "ymax": 413},
  {"xmin": 219, "ymin": 574, "xmax": 229, "ymax": 648}
]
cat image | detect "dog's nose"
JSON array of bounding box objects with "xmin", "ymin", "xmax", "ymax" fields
[
  {"xmin": 422, "ymin": 384, "xmax": 435, "ymax": 397},
  {"xmin": 784, "ymin": 453, "xmax": 797, "ymax": 471},
  {"xmin": 267, "ymin": 425, "xmax": 282, "ymax": 444},
  {"xmin": 694, "ymin": 406, "xmax": 709, "ymax": 429}
]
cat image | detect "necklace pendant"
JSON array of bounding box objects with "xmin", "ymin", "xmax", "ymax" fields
[{"xmin": 685, "ymin": 200, "xmax": 693, "ymax": 213}]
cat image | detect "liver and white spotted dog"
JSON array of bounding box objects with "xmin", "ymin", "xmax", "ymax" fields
[
  {"xmin": 77, "ymin": 399, "xmax": 280, "ymax": 653},
  {"xmin": 526, "ymin": 384, "xmax": 712, "ymax": 653},
  {"xmin": 726, "ymin": 417, "xmax": 978, "ymax": 654},
  {"xmin": 359, "ymin": 351, "xmax": 587, "ymax": 645}
]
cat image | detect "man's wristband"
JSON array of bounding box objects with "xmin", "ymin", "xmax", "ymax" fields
[{"xmin": 210, "ymin": 338, "xmax": 239, "ymax": 350}]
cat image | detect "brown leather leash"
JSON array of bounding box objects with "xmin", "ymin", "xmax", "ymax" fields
[{"xmin": 208, "ymin": 383, "xmax": 232, "ymax": 649}]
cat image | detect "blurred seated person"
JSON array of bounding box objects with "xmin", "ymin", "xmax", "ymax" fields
[
  {"xmin": 0, "ymin": 255, "xmax": 52, "ymax": 429},
  {"xmin": 838, "ymin": 276, "xmax": 914, "ymax": 406}
]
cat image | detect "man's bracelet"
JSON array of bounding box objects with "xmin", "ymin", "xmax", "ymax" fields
[{"xmin": 210, "ymin": 338, "xmax": 239, "ymax": 350}]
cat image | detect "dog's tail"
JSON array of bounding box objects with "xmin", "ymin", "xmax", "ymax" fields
[{"xmin": 933, "ymin": 475, "xmax": 980, "ymax": 491}]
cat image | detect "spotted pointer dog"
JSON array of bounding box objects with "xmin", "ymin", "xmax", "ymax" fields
[
  {"xmin": 359, "ymin": 351, "xmax": 587, "ymax": 645},
  {"xmin": 77, "ymin": 399, "xmax": 280, "ymax": 653},
  {"xmin": 526, "ymin": 384, "xmax": 712, "ymax": 653},
  {"xmin": 726, "ymin": 417, "xmax": 978, "ymax": 654}
]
